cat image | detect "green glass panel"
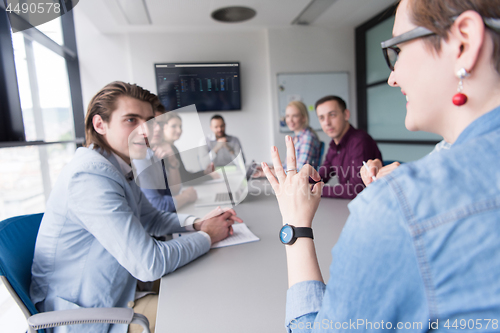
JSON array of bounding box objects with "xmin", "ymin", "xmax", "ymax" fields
[
  {"xmin": 367, "ymin": 84, "xmax": 442, "ymax": 141},
  {"xmin": 378, "ymin": 143, "xmax": 435, "ymax": 163},
  {"xmin": 366, "ymin": 16, "xmax": 393, "ymax": 85}
]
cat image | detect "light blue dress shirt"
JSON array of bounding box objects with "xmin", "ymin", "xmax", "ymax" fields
[
  {"xmin": 286, "ymin": 105, "xmax": 500, "ymax": 332},
  {"xmin": 30, "ymin": 147, "xmax": 211, "ymax": 333}
]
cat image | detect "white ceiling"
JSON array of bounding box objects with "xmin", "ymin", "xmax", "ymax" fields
[{"xmin": 77, "ymin": 0, "xmax": 397, "ymax": 34}]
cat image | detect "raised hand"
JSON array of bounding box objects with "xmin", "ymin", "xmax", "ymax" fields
[
  {"xmin": 361, "ymin": 159, "xmax": 400, "ymax": 186},
  {"xmin": 261, "ymin": 135, "xmax": 323, "ymax": 228}
]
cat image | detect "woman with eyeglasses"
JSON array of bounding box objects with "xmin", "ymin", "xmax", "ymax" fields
[{"xmin": 262, "ymin": 0, "xmax": 500, "ymax": 331}]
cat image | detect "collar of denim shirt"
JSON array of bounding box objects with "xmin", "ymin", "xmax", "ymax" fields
[{"xmin": 454, "ymin": 105, "xmax": 500, "ymax": 147}]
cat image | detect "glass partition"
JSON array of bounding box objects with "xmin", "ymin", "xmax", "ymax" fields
[{"xmin": 356, "ymin": 5, "xmax": 440, "ymax": 162}]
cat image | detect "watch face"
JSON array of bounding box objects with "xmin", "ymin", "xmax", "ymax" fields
[{"xmin": 280, "ymin": 225, "xmax": 294, "ymax": 244}]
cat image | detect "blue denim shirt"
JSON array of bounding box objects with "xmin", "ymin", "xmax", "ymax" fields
[
  {"xmin": 30, "ymin": 147, "xmax": 211, "ymax": 333},
  {"xmin": 286, "ymin": 105, "xmax": 500, "ymax": 332}
]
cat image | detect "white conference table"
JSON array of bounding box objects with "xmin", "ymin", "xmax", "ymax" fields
[{"xmin": 156, "ymin": 178, "xmax": 352, "ymax": 333}]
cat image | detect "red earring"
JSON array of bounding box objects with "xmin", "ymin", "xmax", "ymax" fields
[{"xmin": 452, "ymin": 68, "xmax": 470, "ymax": 106}]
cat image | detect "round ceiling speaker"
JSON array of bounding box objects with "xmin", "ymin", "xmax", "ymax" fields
[{"xmin": 211, "ymin": 6, "xmax": 256, "ymax": 23}]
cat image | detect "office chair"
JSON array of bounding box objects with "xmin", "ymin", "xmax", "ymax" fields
[{"xmin": 0, "ymin": 213, "xmax": 150, "ymax": 333}]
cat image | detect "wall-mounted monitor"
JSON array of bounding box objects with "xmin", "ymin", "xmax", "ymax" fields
[{"xmin": 154, "ymin": 62, "xmax": 241, "ymax": 112}]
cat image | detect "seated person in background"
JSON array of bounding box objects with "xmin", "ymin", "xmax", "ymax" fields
[
  {"xmin": 30, "ymin": 81, "xmax": 241, "ymax": 333},
  {"xmin": 201, "ymin": 114, "xmax": 246, "ymax": 167},
  {"xmin": 315, "ymin": 95, "xmax": 382, "ymax": 199},
  {"xmin": 285, "ymin": 101, "xmax": 322, "ymax": 171},
  {"xmin": 139, "ymin": 105, "xmax": 198, "ymax": 212}
]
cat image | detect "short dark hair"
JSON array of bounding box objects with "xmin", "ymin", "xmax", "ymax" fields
[
  {"xmin": 315, "ymin": 95, "xmax": 347, "ymax": 112},
  {"xmin": 211, "ymin": 114, "xmax": 225, "ymax": 122},
  {"xmin": 155, "ymin": 103, "xmax": 166, "ymax": 114},
  {"xmin": 408, "ymin": 0, "xmax": 500, "ymax": 74}
]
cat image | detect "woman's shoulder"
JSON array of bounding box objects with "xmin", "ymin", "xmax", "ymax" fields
[
  {"xmin": 171, "ymin": 144, "xmax": 181, "ymax": 153},
  {"xmin": 302, "ymin": 127, "xmax": 321, "ymax": 145},
  {"xmin": 299, "ymin": 127, "xmax": 313, "ymax": 138}
]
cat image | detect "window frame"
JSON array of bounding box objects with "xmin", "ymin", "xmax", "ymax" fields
[
  {"xmin": 0, "ymin": 2, "xmax": 84, "ymax": 148},
  {"xmin": 355, "ymin": 4, "xmax": 440, "ymax": 146}
]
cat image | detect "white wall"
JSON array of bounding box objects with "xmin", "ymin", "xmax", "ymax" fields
[
  {"xmin": 74, "ymin": 10, "xmax": 132, "ymax": 110},
  {"xmin": 267, "ymin": 26, "xmax": 356, "ymax": 158}
]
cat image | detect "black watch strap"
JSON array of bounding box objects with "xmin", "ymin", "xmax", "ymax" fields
[{"xmin": 294, "ymin": 227, "xmax": 314, "ymax": 240}]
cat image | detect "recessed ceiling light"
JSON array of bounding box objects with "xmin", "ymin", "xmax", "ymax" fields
[
  {"xmin": 211, "ymin": 6, "xmax": 256, "ymax": 23},
  {"xmin": 292, "ymin": 0, "xmax": 337, "ymax": 25},
  {"xmin": 115, "ymin": 0, "xmax": 152, "ymax": 25}
]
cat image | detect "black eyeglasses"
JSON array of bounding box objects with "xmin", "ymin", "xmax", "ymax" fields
[
  {"xmin": 381, "ymin": 17, "xmax": 500, "ymax": 71},
  {"xmin": 381, "ymin": 26, "xmax": 434, "ymax": 71}
]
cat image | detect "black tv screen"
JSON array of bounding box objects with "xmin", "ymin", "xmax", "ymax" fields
[{"xmin": 155, "ymin": 62, "xmax": 241, "ymax": 112}]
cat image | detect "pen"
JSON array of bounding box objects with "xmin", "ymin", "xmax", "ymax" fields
[{"xmin": 363, "ymin": 161, "xmax": 377, "ymax": 182}]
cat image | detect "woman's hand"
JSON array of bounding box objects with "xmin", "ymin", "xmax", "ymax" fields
[
  {"xmin": 262, "ymin": 135, "xmax": 323, "ymax": 228},
  {"xmin": 153, "ymin": 143, "xmax": 173, "ymax": 160},
  {"xmin": 181, "ymin": 187, "xmax": 197, "ymax": 203},
  {"xmin": 210, "ymin": 172, "xmax": 221, "ymax": 179},
  {"xmin": 204, "ymin": 162, "xmax": 215, "ymax": 175},
  {"xmin": 154, "ymin": 143, "xmax": 179, "ymax": 169},
  {"xmin": 378, "ymin": 161, "xmax": 401, "ymax": 178},
  {"xmin": 251, "ymin": 166, "xmax": 264, "ymax": 178},
  {"xmin": 360, "ymin": 159, "xmax": 400, "ymax": 186},
  {"xmin": 204, "ymin": 162, "xmax": 221, "ymax": 179},
  {"xmin": 173, "ymin": 187, "xmax": 197, "ymax": 209}
]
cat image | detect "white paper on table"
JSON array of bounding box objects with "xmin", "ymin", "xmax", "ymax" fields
[{"xmin": 172, "ymin": 223, "xmax": 259, "ymax": 249}]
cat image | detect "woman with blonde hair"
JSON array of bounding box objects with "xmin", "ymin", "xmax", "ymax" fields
[
  {"xmin": 285, "ymin": 100, "xmax": 322, "ymax": 170},
  {"xmin": 262, "ymin": 0, "xmax": 500, "ymax": 331}
]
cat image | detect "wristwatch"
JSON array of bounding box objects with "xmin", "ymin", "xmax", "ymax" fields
[{"xmin": 279, "ymin": 224, "xmax": 313, "ymax": 245}]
